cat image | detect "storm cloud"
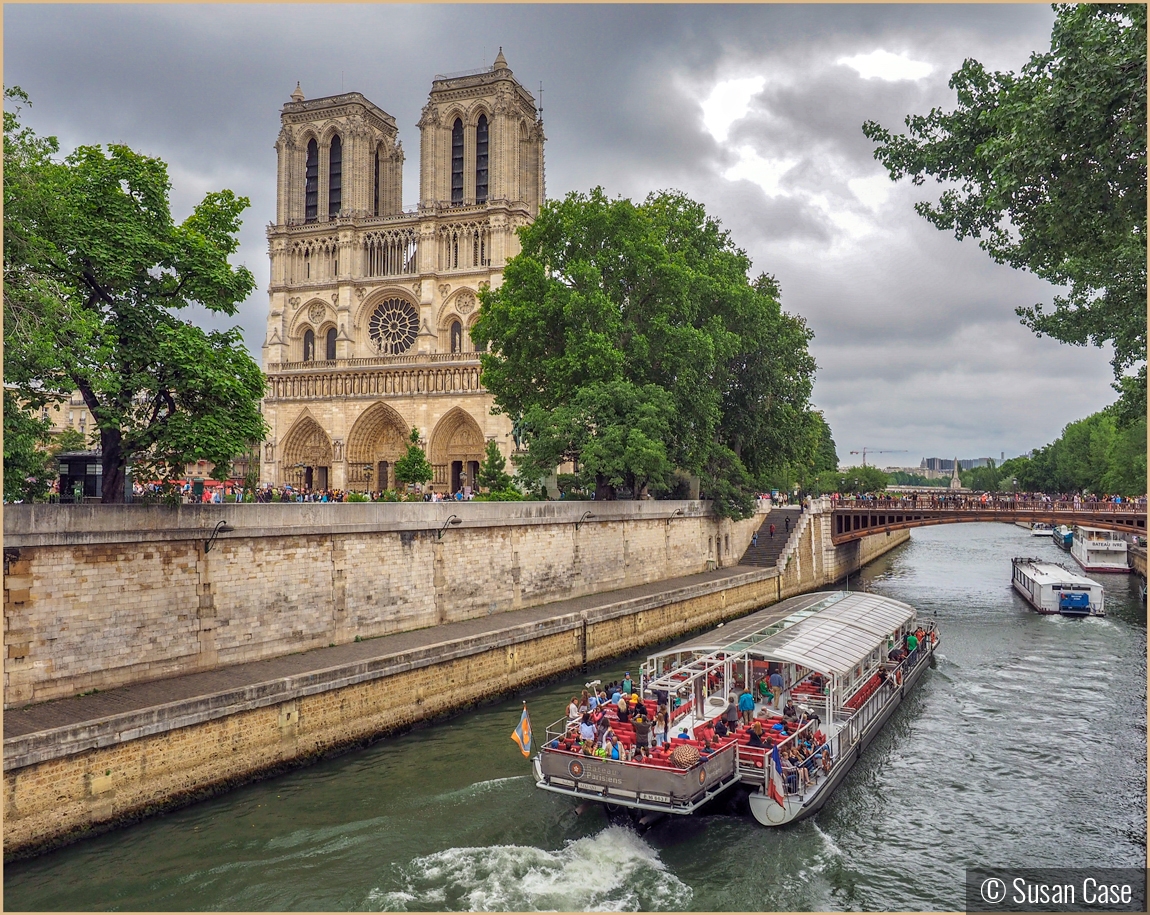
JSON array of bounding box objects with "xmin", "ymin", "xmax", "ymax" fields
[{"xmin": 4, "ymin": 4, "xmax": 1120, "ymax": 465}]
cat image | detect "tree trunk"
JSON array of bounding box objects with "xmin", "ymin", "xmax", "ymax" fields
[
  {"xmin": 101, "ymin": 426, "xmax": 126, "ymax": 503},
  {"xmin": 594, "ymin": 473, "xmax": 616, "ymax": 501}
]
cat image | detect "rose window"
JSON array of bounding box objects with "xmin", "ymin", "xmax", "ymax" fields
[{"xmin": 368, "ymin": 298, "xmax": 419, "ymax": 355}]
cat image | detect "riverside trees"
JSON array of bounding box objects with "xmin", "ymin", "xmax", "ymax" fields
[
  {"xmin": 863, "ymin": 4, "xmax": 1147, "ymax": 423},
  {"xmin": 3, "ymin": 88, "xmax": 266, "ymax": 502},
  {"xmin": 471, "ymin": 188, "xmax": 825, "ymax": 518}
]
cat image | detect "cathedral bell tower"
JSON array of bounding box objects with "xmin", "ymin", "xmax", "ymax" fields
[{"xmin": 417, "ymin": 48, "xmax": 545, "ymax": 215}]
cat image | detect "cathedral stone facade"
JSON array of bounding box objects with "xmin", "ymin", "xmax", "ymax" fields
[{"xmin": 260, "ymin": 50, "xmax": 545, "ymax": 493}]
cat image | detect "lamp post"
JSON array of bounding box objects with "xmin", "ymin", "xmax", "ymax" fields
[
  {"xmin": 437, "ymin": 514, "xmax": 462, "ymax": 540},
  {"xmin": 363, "ymin": 464, "xmax": 373, "ymax": 494},
  {"xmin": 575, "ymin": 510, "xmax": 595, "ymax": 531}
]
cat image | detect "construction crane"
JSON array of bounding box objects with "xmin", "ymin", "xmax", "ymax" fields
[{"xmin": 849, "ymin": 447, "xmax": 908, "ymax": 468}]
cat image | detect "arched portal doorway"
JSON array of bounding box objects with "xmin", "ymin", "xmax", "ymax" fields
[
  {"xmin": 429, "ymin": 408, "xmax": 485, "ymax": 495},
  {"xmin": 346, "ymin": 402, "xmax": 410, "ymax": 491},
  {"xmin": 280, "ymin": 415, "xmax": 333, "ymax": 491}
]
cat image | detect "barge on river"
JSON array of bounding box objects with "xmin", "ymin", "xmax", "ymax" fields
[
  {"xmin": 1011, "ymin": 557, "xmax": 1104, "ymax": 616},
  {"xmin": 532, "ymin": 591, "xmax": 938, "ymax": 827},
  {"xmin": 1071, "ymin": 526, "xmax": 1129, "ymax": 573}
]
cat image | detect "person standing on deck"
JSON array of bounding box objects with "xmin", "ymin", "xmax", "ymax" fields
[
  {"xmin": 621, "ymin": 672, "xmax": 633, "ymax": 694},
  {"xmin": 769, "ymin": 668, "xmax": 785, "ymax": 709},
  {"xmin": 633, "ymin": 712, "xmax": 651, "ymax": 748},
  {"xmin": 738, "ymin": 687, "xmax": 755, "ymax": 725},
  {"xmin": 724, "ymin": 694, "xmax": 739, "ymax": 730}
]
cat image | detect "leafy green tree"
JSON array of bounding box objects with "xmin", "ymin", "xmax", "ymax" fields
[
  {"xmin": 3, "ymin": 88, "xmax": 266, "ymax": 502},
  {"xmin": 515, "ymin": 380, "xmax": 676, "ymax": 499},
  {"xmin": 863, "ymin": 4, "xmax": 1147, "ymax": 419},
  {"xmin": 394, "ymin": 427, "xmax": 433, "ymax": 488},
  {"xmin": 50, "ymin": 426, "xmax": 90, "ymax": 455},
  {"xmin": 3, "ymin": 390, "xmax": 52, "ymax": 502},
  {"xmin": 476, "ymin": 438, "xmax": 513, "ymax": 492},
  {"xmin": 472, "ymin": 188, "xmax": 819, "ymax": 516}
]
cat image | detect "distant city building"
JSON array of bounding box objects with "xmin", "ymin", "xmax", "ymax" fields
[{"xmin": 920, "ymin": 456, "xmax": 993, "ymax": 476}]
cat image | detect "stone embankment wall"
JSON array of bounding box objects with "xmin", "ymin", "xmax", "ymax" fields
[{"xmin": 3, "ymin": 501, "xmax": 760, "ymax": 707}]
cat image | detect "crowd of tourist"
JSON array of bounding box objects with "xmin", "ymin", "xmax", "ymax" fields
[{"xmin": 548, "ymin": 670, "xmax": 835, "ymax": 794}]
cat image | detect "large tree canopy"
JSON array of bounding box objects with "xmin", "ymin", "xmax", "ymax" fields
[
  {"xmin": 4, "ymin": 88, "xmax": 266, "ymax": 501},
  {"xmin": 863, "ymin": 4, "xmax": 1147, "ymax": 420},
  {"xmin": 472, "ymin": 188, "xmax": 823, "ymax": 517}
]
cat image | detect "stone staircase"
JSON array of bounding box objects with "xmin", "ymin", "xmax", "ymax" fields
[{"xmin": 740, "ymin": 506, "xmax": 803, "ymax": 568}]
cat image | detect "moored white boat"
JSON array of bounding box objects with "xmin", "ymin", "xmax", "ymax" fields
[
  {"xmin": 1051, "ymin": 525, "xmax": 1073, "ymax": 551},
  {"xmin": 533, "ymin": 591, "xmax": 939, "ymax": 828},
  {"xmin": 1071, "ymin": 526, "xmax": 1129, "ymax": 573},
  {"xmin": 1011, "ymin": 557, "xmax": 1104, "ymax": 616}
]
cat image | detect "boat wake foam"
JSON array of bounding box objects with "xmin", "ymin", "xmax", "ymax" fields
[{"xmin": 366, "ymin": 825, "xmax": 693, "ymax": 911}]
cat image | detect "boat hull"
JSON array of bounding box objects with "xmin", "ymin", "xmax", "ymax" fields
[{"xmin": 748, "ymin": 639, "xmax": 935, "ymax": 826}]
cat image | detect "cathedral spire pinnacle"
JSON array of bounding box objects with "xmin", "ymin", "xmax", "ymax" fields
[
  {"xmin": 493, "ymin": 47, "xmax": 508, "ymax": 70},
  {"xmin": 291, "ymin": 82, "xmax": 305, "ymax": 102}
]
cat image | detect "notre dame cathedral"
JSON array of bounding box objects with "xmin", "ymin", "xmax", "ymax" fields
[{"xmin": 259, "ymin": 50, "xmax": 544, "ymax": 493}]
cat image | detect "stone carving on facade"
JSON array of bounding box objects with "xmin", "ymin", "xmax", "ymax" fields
[
  {"xmin": 308, "ymin": 301, "xmax": 327, "ymax": 322},
  {"xmin": 264, "ymin": 442, "xmax": 275, "ymax": 462},
  {"xmin": 455, "ymin": 291, "xmax": 476, "ymax": 314},
  {"xmin": 412, "ymin": 281, "xmax": 421, "ymax": 297},
  {"xmin": 333, "ymin": 438, "xmax": 344, "ymax": 462},
  {"xmin": 331, "ymin": 292, "xmax": 339, "ymax": 304},
  {"xmin": 289, "ymin": 297, "xmax": 301, "ymax": 307},
  {"xmin": 417, "ymin": 102, "xmax": 440, "ymax": 129},
  {"xmin": 439, "ymin": 284, "xmax": 450, "ymax": 296}
]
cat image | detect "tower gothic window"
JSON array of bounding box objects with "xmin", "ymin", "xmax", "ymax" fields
[
  {"xmin": 451, "ymin": 119, "xmax": 464, "ymax": 204},
  {"xmin": 305, "ymin": 139, "xmax": 318, "ymax": 222},
  {"xmin": 303, "ymin": 329, "xmax": 315, "ymax": 362},
  {"xmin": 450, "ymin": 321, "xmax": 463, "ymax": 354},
  {"xmin": 475, "ymin": 115, "xmax": 489, "ymax": 203},
  {"xmin": 325, "ymin": 327, "xmax": 337, "ymax": 360},
  {"xmin": 368, "ymin": 298, "xmax": 420, "ymax": 355},
  {"xmin": 329, "ymin": 136, "xmax": 343, "ymax": 218},
  {"xmin": 374, "ymin": 148, "xmax": 380, "ymax": 217}
]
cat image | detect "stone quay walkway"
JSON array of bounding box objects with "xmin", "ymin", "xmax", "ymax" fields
[{"xmin": 4, "ymin": 563, "xmax": 776, "ymax": 769}]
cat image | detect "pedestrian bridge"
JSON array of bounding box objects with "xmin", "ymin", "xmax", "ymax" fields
[{"xmin": 831, "ymin": 498, "xmax": 1145, "ymax": 545}]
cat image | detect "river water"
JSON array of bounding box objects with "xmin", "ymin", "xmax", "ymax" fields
[{"xmin": 6, "ymin": 523, "xmax": 1146, "ymax": 911}]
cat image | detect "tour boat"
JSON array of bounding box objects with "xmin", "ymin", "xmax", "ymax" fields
[
  {"xmin": 533, "ymin": 591, "xmax": 939, "ymax": 828},
  {"xmin": 1051, "ymin": 525, "xmax": 1073, "ymax": 551},
  {"xmin": 1071, "ymin": 526, "xmax": 1129, "ymax": 573},
  {"xmin": 1030, "ymin": 523, "xmax": 1054, "ymax": 536},
  {"xmin": 1011, "ymin": 557, "xmax": 1104, "ymax": 617}
]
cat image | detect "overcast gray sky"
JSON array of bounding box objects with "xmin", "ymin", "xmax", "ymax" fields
[{"xmin": 5, "ymin": 4, "xmax": 1122, "ymax": 467}]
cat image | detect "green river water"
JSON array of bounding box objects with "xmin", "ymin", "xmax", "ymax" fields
[{"xmin": 5, "ymin": 523, "xmax": 1146, "ymax": 910}]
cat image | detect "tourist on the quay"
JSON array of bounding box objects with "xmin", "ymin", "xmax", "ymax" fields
[
  {"xmin": 738, "ymin": 687, "xmax": 755, "ymax": 725},
  {"xmin": 751, "ymin": 531, "xmax": 758, "ymax": 548},
  {"xmin": 785, "ymin": 516, "xmax": 791, "ymax": 534}
]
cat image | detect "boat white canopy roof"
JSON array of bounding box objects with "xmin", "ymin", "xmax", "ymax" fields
[
  {"xmin": 755, "ymin": 593, "xmax": 917, "ymax": 676},
  {"xmin": 644, "ymin": 591, "xmax": 918, "ymax": 689}
]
